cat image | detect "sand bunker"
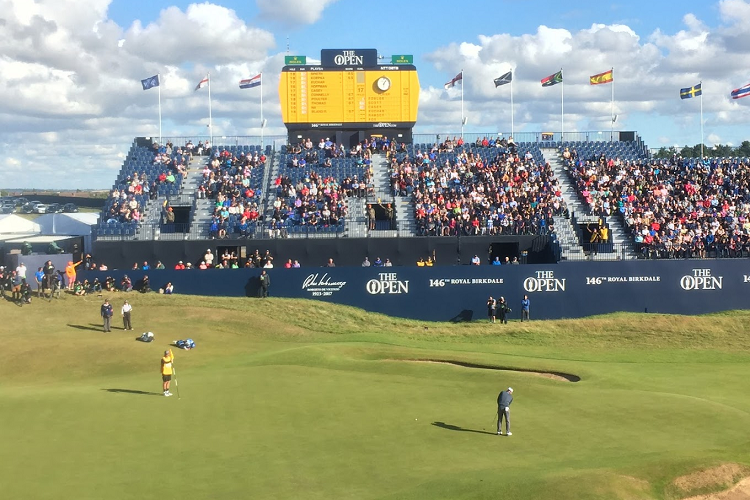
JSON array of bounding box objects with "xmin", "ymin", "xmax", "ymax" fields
[
  {"xmin": 388, "ymin": 359, "xmax": 580, "ymax": 382},
  {"xmin": 675, "ymin": 463, "xmax": 750, "ymax": 500}
]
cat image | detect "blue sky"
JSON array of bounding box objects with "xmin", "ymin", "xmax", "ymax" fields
[{"xmin": 2, "ymin": 0, "xmax": 750, "ymax": 188}]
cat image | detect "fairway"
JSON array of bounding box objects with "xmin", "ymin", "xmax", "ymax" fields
[{"xmin": 2, "ymin": 294, "xmax": 750, "ymax": 499}]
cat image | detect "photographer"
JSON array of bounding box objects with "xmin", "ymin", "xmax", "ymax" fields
[
  {"xmin": 497, "ymin": 296, "xmax": 512, "ymax": 325},
  {"xmin": 487, "ymin": 296, "xmax": 497, "ymax": 323},
  {"xmin": 20, "ymin": 279, "xmax": 32, "ymax": 304},
  {"xmin": 42, "ymin": 260, "xmax": 56, "ymax": 295}
]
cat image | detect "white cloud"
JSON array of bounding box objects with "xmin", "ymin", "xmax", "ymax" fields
[
  {"xmin": 0, "ymin": 0, "xmax": 278, "ymax": 188},
  {"xmin": 255, "ymin": 0, "xmax": 339, "ymax": 25},
  {"xmin": 419, "ymin": 3, "xmax": 750, "ymax": 145}
]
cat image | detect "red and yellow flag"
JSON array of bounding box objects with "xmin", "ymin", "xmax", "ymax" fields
[{"xmin": 590, "ymin": 69, "xmax": 613, "ymax": 85}]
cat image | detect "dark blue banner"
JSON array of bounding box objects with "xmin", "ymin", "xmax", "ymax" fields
[{"xmin": 81, "ymin": 260, "xmax": 750, "ymax": 321}]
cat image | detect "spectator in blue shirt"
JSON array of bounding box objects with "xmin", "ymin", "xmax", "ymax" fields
[{"xmin": 521, "ymin": 295, "xmax": 531, "ymax": 321}]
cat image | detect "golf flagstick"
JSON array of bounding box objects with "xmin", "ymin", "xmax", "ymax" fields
[{"xmin": 170, "ymin": 348, "xmax": 180, "ymax": 399}]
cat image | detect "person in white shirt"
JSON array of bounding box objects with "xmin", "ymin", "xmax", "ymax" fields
[
  {"xmin": 121, "ymin": 300, "xmax": 133, "ymax": 330},
  {"xmin": 16, "ymin": 263, "xmax": 27, "ymax": 280}
]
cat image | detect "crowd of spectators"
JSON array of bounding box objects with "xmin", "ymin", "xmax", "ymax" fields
[
  {"xmin": 269, "ymin": 172, "xmax": 349, "ymax": 235},
  {"xmin": 563, "ymin": 148, "xmax": 750, "ymax": 258},
  {"xmin": 199, "ymin": 148, "xmax": 267, "ymax": 239},
  {"xmin": 104, "ymin": 141, "xmax": 190, "ymax": 225},
  {"xmin": 391, "ymin": 138, "xmax": 567, "ymax": 236}
]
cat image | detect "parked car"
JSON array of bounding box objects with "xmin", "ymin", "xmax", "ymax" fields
[
  {"xmin": 62, "ymin": 203, "xmax": 79, "ymax": 213},
  {"xmin": 46, "ymin": 203, "xmax": 63, "ymax": 214},
  {"xmin": 20, "ymin": 202, "xmax": 35, "ymax": 214},
  {"xmin": 33, "ymin": 203, "xmax": 48, "ymax": 214},
  {"xmin": 14, "ymin": 197, "xmax": 29, "ymax": 207},
  {"xmin": 0, "ymin": 201, "xmax": 15, "ymax": 214}
]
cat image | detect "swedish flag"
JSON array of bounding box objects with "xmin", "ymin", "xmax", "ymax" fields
[{"xmin": 680, "ymin": 83, "xmax": 702, "ymax": 99}]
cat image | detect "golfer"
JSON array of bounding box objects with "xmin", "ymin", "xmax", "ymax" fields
[
  {"xmin": 497, "ymin": 387, "xmax": 514, "ymax": 436},
  {"xmin": 161, "ymin": 350, "xmax": 174, "ymax": 397}
]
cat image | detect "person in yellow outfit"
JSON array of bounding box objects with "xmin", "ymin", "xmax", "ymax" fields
[
  {"xmin": 65, "ymin": 260, "xmax": 82, "ymax": 290},
  {"xmin": 161, "ymin": 350, "xmax": 174, "ymax": 397}
]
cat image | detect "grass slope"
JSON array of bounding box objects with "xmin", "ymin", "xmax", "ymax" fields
[{"xmin": 1, "ymin": 293, "xmax": 749, "ymax": 500}]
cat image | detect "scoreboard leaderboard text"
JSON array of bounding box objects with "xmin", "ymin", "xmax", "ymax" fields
[{"xmin": 279, "ymin": 65, "xmax": 420, "ymax": 128}]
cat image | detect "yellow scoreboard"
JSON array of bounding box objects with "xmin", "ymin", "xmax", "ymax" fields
[{"xmin": 279, "ymin": 66, "xmax": 419, "ymax": 127}]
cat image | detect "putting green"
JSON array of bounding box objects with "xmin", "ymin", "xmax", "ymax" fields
[{"xmin": 1, "ymin": 294, "xmax": 749, "ymax": 499}]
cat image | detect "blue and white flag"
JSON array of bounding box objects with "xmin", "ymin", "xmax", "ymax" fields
[
  {"xmin": 141, "ymin": 75, "xmax": 159, "ymax": 90},
  {"xmin": 240, "ymin": 74, "xmax": 262, "ymax": 89}
]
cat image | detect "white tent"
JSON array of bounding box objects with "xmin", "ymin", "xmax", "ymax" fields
[
  {"xmin": 0, "ymin": 214, "xmax": 41, "ymax": 234},
  {"xmin": 36, "ymin": 213, "xmax": 99, "ymax": 253}
]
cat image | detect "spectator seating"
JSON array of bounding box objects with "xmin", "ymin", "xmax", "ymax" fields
[
  {"xmin": 563, "ymin": 148, "xmax": 750, "ymax": 259},
  {"xmin": 392, "ymin": 140, "xmax": 565, "ymax": 236}
]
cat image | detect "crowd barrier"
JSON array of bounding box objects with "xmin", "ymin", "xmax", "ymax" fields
[{"xmin": 81, "ymin": 260, "xmax": 750, "ymax": 321}]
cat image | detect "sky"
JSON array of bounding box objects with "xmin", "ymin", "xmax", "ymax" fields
[{"xmin": 3, "ymin": 0, "xmax": 750, "ymax": 189}]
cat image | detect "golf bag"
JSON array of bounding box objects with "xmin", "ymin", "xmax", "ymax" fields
[
  {"xmin": 175, "ymin": 339, "xmax": 195, "ymax": 350},
  {"xmin": 138, "ymin": 332, "xmax": 155, "ymax": 343}
]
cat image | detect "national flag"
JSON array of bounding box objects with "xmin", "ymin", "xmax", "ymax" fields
[
  {"xmin": 494, "ymin": 71, "xmax": 512, "ymax": 87},
  {"xmin": 141, "ymin": 75, "xmax": 159, "ymax": 90},
  {"xmin": 590, "ymin": 69, "xmax": 613, "ymax": 85},
  {"xmin": 194, "ymin": 75, "xmax": 209, "ymax": 91},
  {"xmin": 731, "ymin": 83, "xmax": 750, "ymax": 100},
  {"xmin": 541, "ymin": 70, "xmax": 563, "ymax": 87},
  {"xmin": 444, "ymin": 72, "xmax": 463, "ymax": 89},
  {"xmin": 239, "ymin": 74, "xmax": 262, "ymax": 89},
  {"xmin": 680, "ymin": 83, "xmax": 702, "ymax": 99}
]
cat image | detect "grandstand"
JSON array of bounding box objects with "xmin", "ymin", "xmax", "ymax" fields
[{"xmin": 93, "ymin": 132, "xmax": 676, "ymax": 268}]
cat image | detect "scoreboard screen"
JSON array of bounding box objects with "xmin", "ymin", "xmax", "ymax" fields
[{"xmin": 279, "ymin": 65, "xmax": 419, "ymax": 127}]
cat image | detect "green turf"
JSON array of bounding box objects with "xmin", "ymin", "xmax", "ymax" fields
[{"xmin": 1, "ymin": 293, "xmax": 750, "ymax": 499}]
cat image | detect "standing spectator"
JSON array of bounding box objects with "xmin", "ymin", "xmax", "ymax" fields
[
  {"xmin": 142, "ymin": 261, "xmax": 150, "ymax": 271},
  {"xmin": 65, "ymin": 260, "xmax": 82, "ymax": 290},
  {"xmin": 521, "ymin": 295, "xmax": 531, "ymax": 322},
  {"xmin": 155, "ymin": 261, "xmax": 165, "ymax": 270},
  {"xmin": 367, "ymin": 204, "xmax": 376, "ymax": 230},
  {"xmin": 325, "ymin": 258, "xmax": 336, "ymax": 267},
  {"xmin": 471, "ymin": 255, "xmax": 481, "ymax": 266},
  {"xmin": 362, "ymin": 257, "xmax": 371, "ymax": 267},
  {"xmin": 122, "ymin": 300, "xmax": 133, "ymax": 331},
  {"xmin": 174, "ymin": 261, "xmax": 185, "ymax": 270},
  {"xmin": 42, "ymin": 260, "xmax": 55, "ymax": 292},
  {"xmin": 16, "ymin": 262, "xmax": 27, "ymax": 281},
  {"xmin": 101, "ymin": 299, "xmax": 114, "ymax": 332},
  {"xmin": 496, "ymin": 387, "xmax": 514, "ymax": 436},
  {"xmin": 487, "ymin": 296, "xmax": 497, "ymax": 323},
  {"xmin": 497, "ymin": 297, "xmax": 511, "ymax": 324},
  {"xmin": 204, "ymin": 249, "xmax": 214, "ymax": 267},
  {"xmin": 259, "ymin": 270, "xmax": 270, "ymax": 298},
  {"xmin": 34, "ymin": 267, "xmax": 44, "ymax": 297},
  {"xmin": 492, "ymin": 257, "xmax": 502, "ymax": 266}
]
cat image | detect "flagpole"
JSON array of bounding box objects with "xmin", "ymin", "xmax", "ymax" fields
[
  {"xmin": 157, "ymin": 73, "xmax": 162, "ymax": 145},
  {"xmin": 461, "ymin": 69, "xmax": 464, "ymax": 139},
  {"xmin": 260, "ymin": 72, "xmax": 264, "ymax": 149},
  {"xmin": 610, "ymin": 67, "xmax": 614, "ymax": 142},
  {"xmin": 510, "ymin": 69, "xmax": 515, "ymax": 138},
  {"xmin": 560, "ymin": 68, "xmax": 564, "ymax": 140},
  {"xmin": 208, "ymin": 72, "xmax": 213, "ymax": 146},
  {"xmin": 700, "ymin": 80, "xmax": 704, "ymax": 160}
]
